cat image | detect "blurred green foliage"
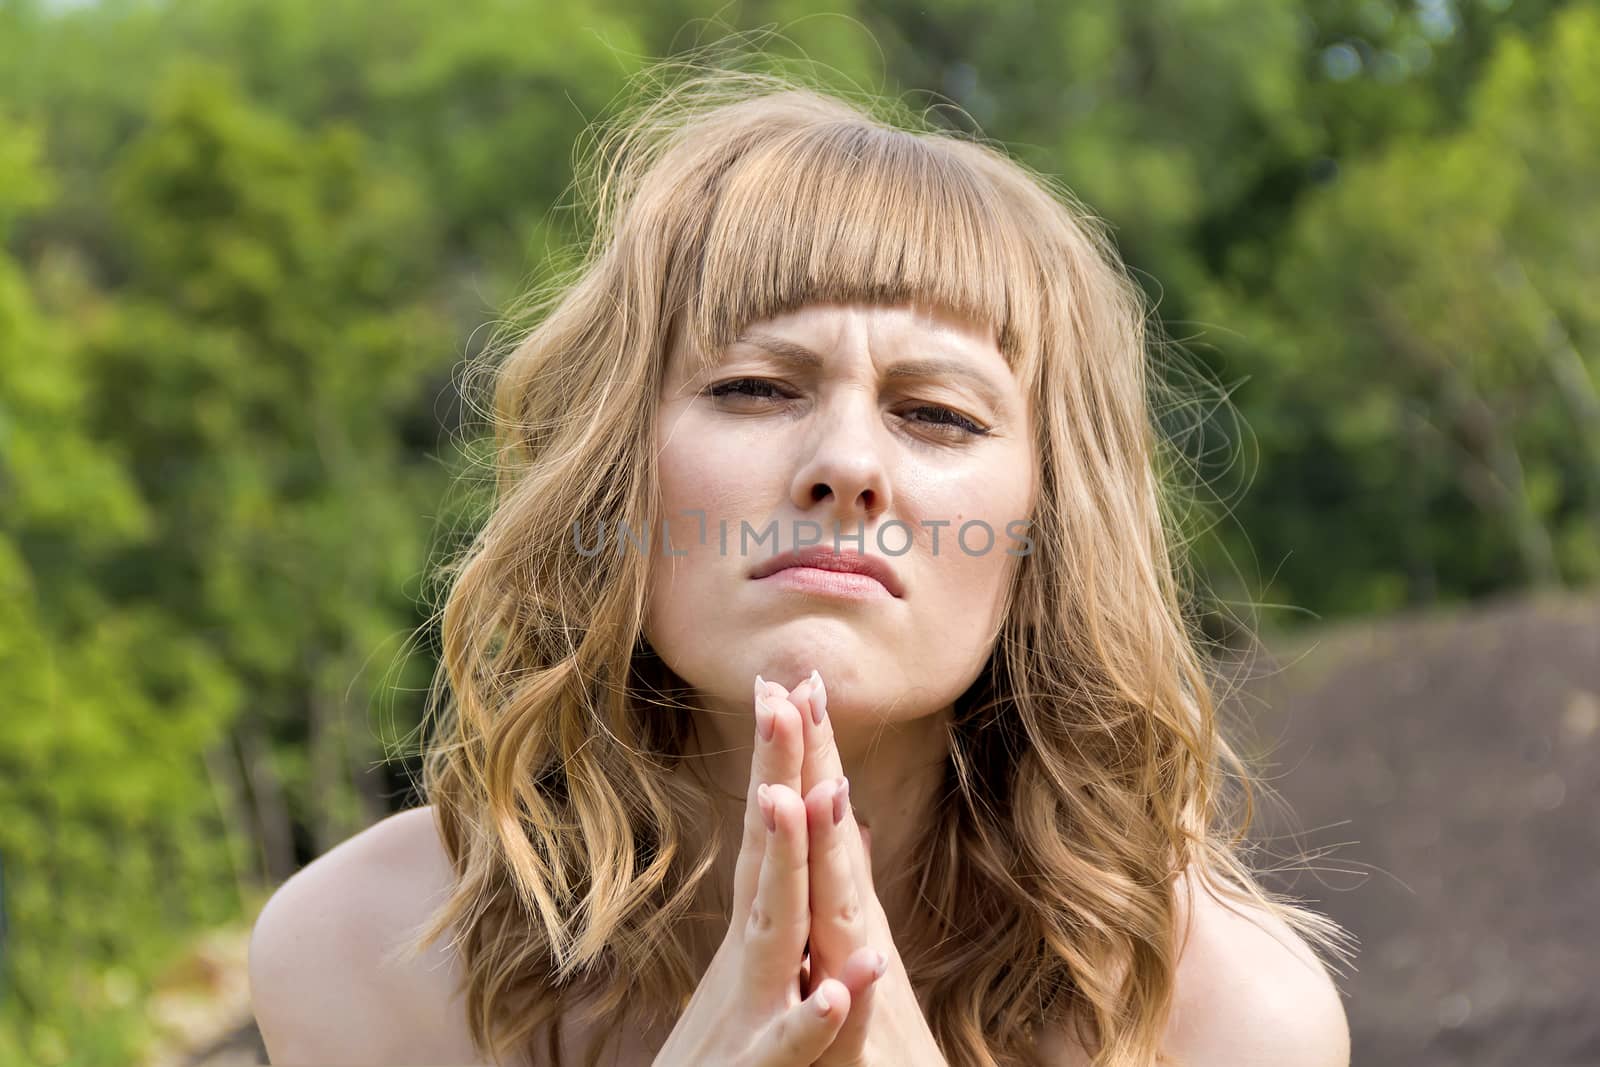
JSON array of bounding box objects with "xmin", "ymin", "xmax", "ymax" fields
[{"xmin": 0, "ymin": 0, "xmax": 1595, "ymax": 1063}]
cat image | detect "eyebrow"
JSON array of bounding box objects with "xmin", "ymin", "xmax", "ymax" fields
[{"xmin": 731, "ymin": 330, "xmax": 1009, "ymax": 411}]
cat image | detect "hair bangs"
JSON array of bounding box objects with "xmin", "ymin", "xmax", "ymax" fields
[{"xmin": 680, "ymin": 123, "xmax": 1041, "ymax": 384}]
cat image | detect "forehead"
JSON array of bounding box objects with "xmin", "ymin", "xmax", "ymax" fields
[
  {"xmin": 665, "ymin": 300, "xmax": 1009, "ymax": 383},
  {"xmin": 738, "ymin": 300, "xmax": 1001, "ymax": 360},
  {"xmin": 748, "ymin": 300, "xmax": 999, "ymax": 349},
  {"xmin": 656, "ymin": 122, "xmax": 1043, "ymax": 392}
]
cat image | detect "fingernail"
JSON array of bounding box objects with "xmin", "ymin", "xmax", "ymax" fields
[
  {"xmin": 758, "ymin": 784, "xmax": 776, "ymax": 834},
  {"xmin": 755, "ymin": 696, "xmax": 775, "ymax": 742},
  {"xmin": 873, "ymin": 950, "xmax": 887, "ymax": 979},
  {"xmin": 810, "ymin": 669, "xmax": 826, "ymax": 724},
  {"xmin": 812, "ymin": 988, "xmax": 832, "ymax": 1016},
  {"xmin": 832, "ymin": 776, "xmax": 849, "ymax": 825}
]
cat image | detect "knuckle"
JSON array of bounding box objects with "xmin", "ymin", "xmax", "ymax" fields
[
  {"xmin": 829, "ymin": 893, "xmax": 862, "ymax": 928},
  {"xmin": 780, "ymin": 845, "xmax": 809, "ymax": 876},
  {"xmin": 771, "ymin": 1014, "xmax": 799, "ymax": 1058},
  {"xmin": 746, "ymin": 903, "xmax": 775, "ymax": 939},
  {"xmin": 815, "ymin": 733, "xmax": 840, "ymax": 765},
  {"xmin": 745, "ymin": 904, "xmax": 804, "ymax": 950}
]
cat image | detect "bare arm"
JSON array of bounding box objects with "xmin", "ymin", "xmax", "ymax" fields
[
  {"xmin": 1161, "ymin": 883, "xmax": 1352, "ymax": 1067},
  {"xmin": 248, "ymin": 807, "xmax": 484, "ymax": 1066},
  {"xmin": 1036, "ymin": 877, "xmax": 1351, "ymax": 1067}
]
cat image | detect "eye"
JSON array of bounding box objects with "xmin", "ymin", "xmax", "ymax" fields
[
  {"xmin": 902, "ymin": 404, "xmax": 991, "ymax": 438},
  {"xmin": 705, "ymin": 379, "xmax": 991, "ymax": 438},
  {"xmin": 705, "ymin": 377, "xmax": 789, "ymax": 401}
]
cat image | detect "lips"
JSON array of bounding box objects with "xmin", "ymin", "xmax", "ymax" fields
[{"xmin": 749, "ymin": 546, "xmax": 906, "ymax": 598}]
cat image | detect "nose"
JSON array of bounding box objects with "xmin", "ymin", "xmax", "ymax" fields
[{"xmin": 787, "ymin": 389, "xmax": 893, "ymax": 530}]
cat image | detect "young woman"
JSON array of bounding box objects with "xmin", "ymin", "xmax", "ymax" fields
[{"xmin": 249, "ymin": 59, "xmax": 1355, "ymax": 1067}]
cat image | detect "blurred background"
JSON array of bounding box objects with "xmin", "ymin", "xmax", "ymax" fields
[{"xmin": 1, "ymin": 0, "xmax": 1595, "ymax": 1064}]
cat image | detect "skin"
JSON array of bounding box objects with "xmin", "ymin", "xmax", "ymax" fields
[
  {"xmin": 652, "ymin": 675, "xmax": 908, "ymax": 1065},
  {"xmin": 648, "ymin": 299, "xmax": 1035, "ymax": 906},
  {"xmin": 248, "ymin": 299, "xmax": 1352, "ymax": 1066},
  {"xmin": 248, "ymin": 804, "xmax": 1351, "ymax": 1066},
  {"xmin": 643, "ymin": 300, "xmax": 1037, "ymax": 1062}
]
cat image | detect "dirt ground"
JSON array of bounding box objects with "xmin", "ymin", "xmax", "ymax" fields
[
  {"xmin": 1238, "ymin": 588, "xmax": 1600, "ymax": 1066},
  {"xmin": 178, "ymin": 588, "xmax": 1600, "ymax": 1066}
]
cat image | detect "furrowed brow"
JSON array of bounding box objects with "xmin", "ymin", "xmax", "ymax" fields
[{"xmin": 732, "ymin": 331, "xmax": 1006, "ymax": 411}]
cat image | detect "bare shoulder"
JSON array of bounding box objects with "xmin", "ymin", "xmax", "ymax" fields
[
  {"xmin": 1035, "ymin": 869, "xmax": 1350, "ymax": 1067},
  {"xmin": 247, "ymin": 805, "xmax": 490, "ymax": 1066},
  {"xmin": 1162, "ymin": 869, "xmax": 1351, "ymax": 1066}
]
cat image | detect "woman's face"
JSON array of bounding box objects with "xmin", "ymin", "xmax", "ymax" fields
[{"xmin": 646, "ymin": 300, "xmax": 1036, "ymax": 737}]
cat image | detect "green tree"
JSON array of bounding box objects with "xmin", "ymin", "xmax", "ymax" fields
[
  {"xmin": 1193, "ymin": 4, "xmax": 1600, "ymax": 618},
  {"xmin": 0, "ymin": 110, "xmax": 243, "ymax": 1067},
  {"xmin": 1, "ymin": 59, "xmax": 460, "ymax": 1063}
]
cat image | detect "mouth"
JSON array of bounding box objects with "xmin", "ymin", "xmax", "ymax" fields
[{"xmin": 749, "ymin": 547, "xmax": 906, "ymax": 599}]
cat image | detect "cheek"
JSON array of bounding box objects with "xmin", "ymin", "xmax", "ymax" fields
[
  {"xmin": 910, "ymin": 459, "xmax": 1029, "ymax": 547},
  {"xmin": 909, "ymin": 455, "xmax": 1031, "ymax": 611},
  {"xmin": 925, "ymin": 525, "xmax": 1016, "ymax": 621},
  {"xmin": 656, "ymin": 414, "xmax": 760, "ymax": 521},
  {"xmin": 647, "ymin": 427, "xmax": 752, "ymax": 623}
]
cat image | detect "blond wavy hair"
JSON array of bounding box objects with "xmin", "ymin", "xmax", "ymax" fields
[{"xmin": 395, "ymin": 48, "xmax": 1355, "ymax": 1067}]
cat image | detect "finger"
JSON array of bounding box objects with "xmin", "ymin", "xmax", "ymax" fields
[
  {"xmin": 755, "ymin": 681, "xmax": 800, "ymax": 796},
  {"xmin": 859, "ymin": 823, "xmax": 876, "ymax": 894},
  {"xmin": 752, "ymin": 977, "xmax": 852, "ymax": 1067},
  {"xmin": 732, "ymin": 677, "xmax": 806, "ymax": 923},
  {"xmin": 757, "ymin": 676, "xmax": 806, "ymax": 823},
  {"xmin": 791, "ymin": 674, "xmax": 877, "ymax": 911},
  {"xmin": 815, "ymin": 946, "xmax": 888, "ymax": 1063},
  {"xmin": 803, "ymin": 776, "xmax": 869, "ymax": 980},
  {"xmin": 791, "ymin": 670, "xmax": 847, "ymax": 800},
  {"xmin": 740, "ymin": 782, "xmax": 810, "ymax": 994}
]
